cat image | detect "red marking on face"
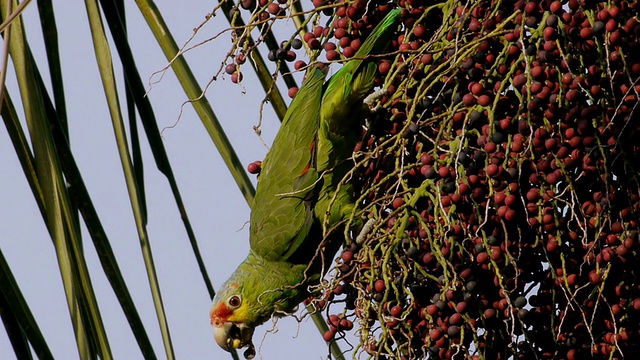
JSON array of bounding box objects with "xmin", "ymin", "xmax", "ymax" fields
[{"xmin": 210, "ymin": 302, "xmax": 233, "ymax": 327}]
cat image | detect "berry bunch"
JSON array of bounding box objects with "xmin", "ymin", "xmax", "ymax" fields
[{"xmin": 235, "ymin": 0, "xmax": 640, "ymax": 358}]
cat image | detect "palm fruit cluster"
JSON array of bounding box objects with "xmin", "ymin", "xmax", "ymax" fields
[{"xmin": 228, "ymin": 0, "xmax": 640, "ymax": 358}]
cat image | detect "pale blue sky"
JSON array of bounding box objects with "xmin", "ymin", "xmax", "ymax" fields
[{"xmin": 0, "ymin": 1, "xmax": 340, "ymax": 358}]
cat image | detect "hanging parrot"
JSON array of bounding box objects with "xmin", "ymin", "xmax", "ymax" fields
[{"xmin": 210, "ymin": 9, "xmax": 401, "ymax": 356}]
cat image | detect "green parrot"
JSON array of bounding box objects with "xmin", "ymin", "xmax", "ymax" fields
[{"xmin": 210, "ymin": 9, "xmax": 401, "ymax": 356}]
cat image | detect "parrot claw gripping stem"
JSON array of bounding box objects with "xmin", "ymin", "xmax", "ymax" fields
[
  {"xmin": 363, "ymin": 88, "xmax": 388, "ymax": 113},
  {"xmin": 356, "ymin": 218, "xmax": 376, "ymax": 245},
  {"xmin": 243, "ymin": 344, "xmax": 256, "ymax": 359}
]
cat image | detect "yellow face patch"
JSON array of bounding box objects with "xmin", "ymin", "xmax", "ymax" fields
[{"xmin": 227, "ymin": 302, "xmax": 249, "ymax": 323}]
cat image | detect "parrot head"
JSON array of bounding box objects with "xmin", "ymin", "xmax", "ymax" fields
[
  {"xmin": 210, "ymin": 255, "xmax": 308, "ymax": 356},
  {"xmin": 210, "ymin": 279, "xmax": 256, "ymax": 354}
]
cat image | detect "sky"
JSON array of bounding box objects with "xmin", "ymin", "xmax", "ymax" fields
[{"xmin": 0, "ymin": 1, "xmax": 343, "ymax": 359}]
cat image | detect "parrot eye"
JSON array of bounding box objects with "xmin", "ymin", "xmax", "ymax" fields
[{"xmin": 227, "ymin": 295, "xmax": 242, "ymax": 309}]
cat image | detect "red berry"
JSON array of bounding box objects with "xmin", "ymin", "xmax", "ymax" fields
[
  {"xmin": 323, "ymin": 330, "xmax": 335, "ymax": 342},
  {"xmin": 392, "ymin": 197, "xmax": 405, "ymax": 209},
  {"xmin": 471, "ymin": 82, "xmax": 484, "ymax": 95},
  {"xmin": 339, "ymin": 319, "xmax": 353, "ymax": 331},
  {"xmin": 550, "ymin": 1, "xmax": 562, "ymax": 13},
  {"xmin": 341, "ymin": 250, "xmax": 353, "ymax": 263},
  {"xmin": 378, "ymin": 60, "xmax": 391, "ymax": 74},
  {"xmin": 231, "ymin": 72, "xmax": 243, "ymax": 83},
  {"xmin": 325, "ymin": 49, "xmax": 339, "ymax": 61},
  {"xmin": 294, "ymin": 60, "xmax": 307, "ymax": 71},
  {"xmin": 247, "ymin": 161, "xmax": 262, "ymax": 174},
  {"xmin": 477, "ymin": 94, "xmax": 491, "ymax": 106},
  {"xmin": 462, "ymin": 93, "xmax": 476, "ymax": 106},
  {"xmin": 579, "ymin": 27, "xmax": 593, "ymax": 39},
  {"xmin": 429, "ymin": 328, "xmax": 443, "ymax": 340},
  {"xmin": 267, "ymin": 3, "xmax": 281, "ymax": 15}
]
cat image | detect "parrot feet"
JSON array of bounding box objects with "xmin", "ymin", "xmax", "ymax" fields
[
  {"xmin": 363, "ymin": 88, "xmax": 388, "ymax": 113},
  {"xmin": 355, "ymin": 218, "xmax": 376, "ymax": 245},
  {"xmin": 243, "ymin": 344, "xmax": 256, "ymax": 359}
]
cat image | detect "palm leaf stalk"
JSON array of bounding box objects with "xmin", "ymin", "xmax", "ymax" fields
[
  {"xmin": 97, "ymin": 0, "xmax": 217, "ymax": 300},
  {"xmin": 1, "ymin": 0, "xmax": 112, "ymax": 357},
  {"xmin": 84, "ymin": 0, "xmax": 175, "ymax": 358}
]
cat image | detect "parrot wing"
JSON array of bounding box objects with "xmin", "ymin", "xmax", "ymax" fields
[
  {"xmin": 321, "ymin": 9, "xmax": 401, "ymax": 131},
  {"xmin": 250, "ymin": 9, "xmax": 401, "ymax": 261},
  {"xmin": 316, "ymin": 9, "xmax": 401, "ymax": 172},
  {"xmin": 249, "ymin": 66, "xmax": 326, "ymax": 262}
]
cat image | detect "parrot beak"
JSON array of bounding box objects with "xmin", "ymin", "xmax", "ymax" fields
[{"xmin": 213, "ymin": 322, "xmax": 254, "ymax": 353}]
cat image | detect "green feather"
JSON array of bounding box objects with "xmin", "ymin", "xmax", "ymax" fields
[
  {"xmin": 249, "ymin": 67, "xmax": 326, "ymax": 262},
  {"xmin": 316, "ymin": 9, "xmax": 401, "ymax": 173},
  {"xmin": 321, "ymin": 8, "xmax": 401, "ymax": 134}
]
